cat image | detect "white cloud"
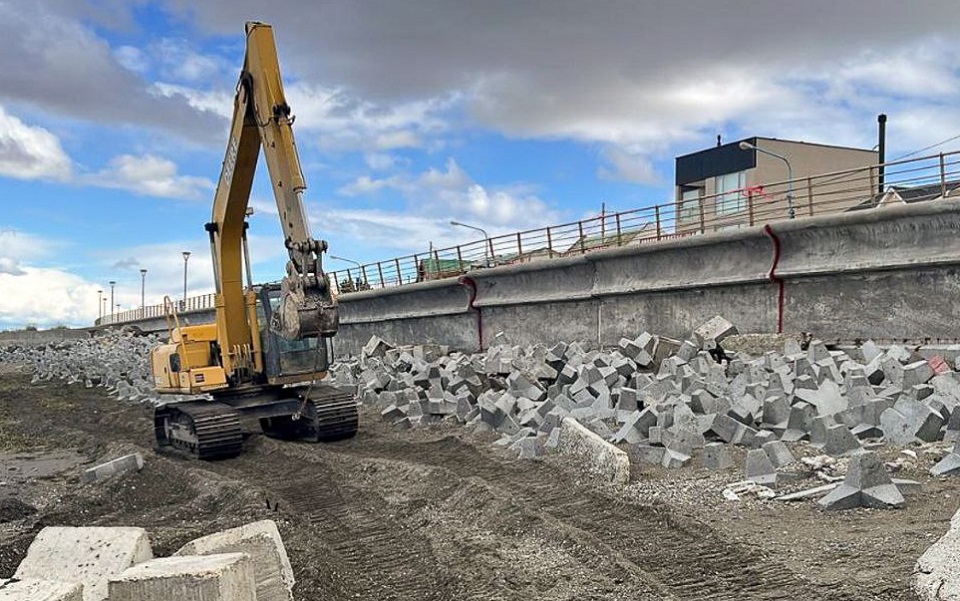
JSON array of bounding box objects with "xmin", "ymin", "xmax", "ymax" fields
[
  {"xmin": 151, "ymin": 82, "xmax": 234, "ymax": 119},
  {"xmin": 0, "ymin": 267, "xmax": 100, "ymax": 329},
  {"xmin": 364, "ymin": 153, "xmax": 401, "ymax": 171},
  {"xmin": 0, "ymin": 106, "xmax": 72, "ymax": 181},
  {"xmin": 597, "ymin": 147, "xmax": 660, "ymax": 184},
  {"xmin": 85, "ymin": 154, "xmax": 215, "ymax": 200}
]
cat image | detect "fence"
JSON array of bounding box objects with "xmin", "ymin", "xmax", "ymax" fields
[
  {"xmin": 99, "ymin": 150, "xmax": 960, "ymax": 325},
  {"xmin": 328, "ymin": 151, "xmax": 960, "ymax": 292},
  {"xmin": 97, "ymin": 293, "xmax": 216, "ymax": 327}
]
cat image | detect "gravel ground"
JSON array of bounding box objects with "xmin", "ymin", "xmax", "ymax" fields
[{"xmin": 0, "ymin": 370, "xmax": 956, "ymax": 600}]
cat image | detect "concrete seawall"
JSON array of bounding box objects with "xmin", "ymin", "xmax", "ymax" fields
[{"xmin": 111, "ymin": 199, "xmax": 960, "ymax": 356}]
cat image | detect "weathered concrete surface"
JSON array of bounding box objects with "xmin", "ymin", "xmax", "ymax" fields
[
  {"xmin": 915, "ymin": 506, "xmax": 960, "ymax": 600},
  {"xmin": 81, "ymin": 453, "xmax": 144, "ymax": 484},
  {"xmin": 109, "ymin": 200, "xmax": 960, "ymax": 354},
  {"xmin": 108, "ymin": 553, "xmax": 256, "ymax": 601},
  {"xmin": 14, "ymin": 526, "xmax": 152, "ymax": 601},
  {"xmin": 175, "ymin": 520, "xmax": 294, "ymax": 601},
  {"xmin": 556, "ymin": 417, "xmax": 630, "ymax": 484},
  {"xmin": 0, "ymin": 578, "xmax": 84, "ymax": 600}
]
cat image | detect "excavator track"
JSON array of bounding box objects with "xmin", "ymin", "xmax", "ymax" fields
[
  {"xmin": 260, "ymin": 385, "xmax": 359, "ymax": 442},
  {"xmin": 154, "ymin": 401, "xmax": 244, "ymax": 460},
  {"xmin": 305, "ymin": 386, "xmax": 360, "ymax": 442}
]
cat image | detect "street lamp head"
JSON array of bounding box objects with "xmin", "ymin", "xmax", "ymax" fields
[
  {"xmin": 182, "ymin": 251, "xmax": 191, "ymax": 261},
  {"xmin": 109, "ymin": 280, "xmax": 115, "ymax": 286},
  {"xmin": 140, "ymin": 268, "xmax": 147, "ymax": 276},
  {"xmin": 450, "ymin": 220, "xmax": 462, "ymax": 227},
  {"xmin": 739, "ymin": 141, "xmax": 755, "ymax": 151}
]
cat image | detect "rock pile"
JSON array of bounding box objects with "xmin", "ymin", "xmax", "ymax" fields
[
  {"xmin": 0, "ymin": 330, "xmax": 194, "ymax": 406},
  {"xmin": 334, "ymin": 317, "xmax": 960, "ymax": 499}
]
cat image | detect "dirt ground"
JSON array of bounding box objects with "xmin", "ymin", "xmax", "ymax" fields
[{"xmin": 0, "ymin": 368, "xmax": 956, "ymax": 600}]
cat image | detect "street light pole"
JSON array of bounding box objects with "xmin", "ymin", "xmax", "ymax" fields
[
  {"xmin": 450, "ymin": 220, "xmax": 492, "ymax": 267},
  {"xmin": 97, "ymin": 289, "xmax": 103, "ymax": 321},
  {"xmin": 182, "ymin": 251, "xmax": 191, "ymax": 308},
  {"xmin": 330, "ymin": 255, "xmax": 361, "ymax": 290},
  {"xmin": 140, "ymin": 268, "xmax": 147, "ymax": 318},
  {"xmin": 739, "ymin": 141, "xmax": 795, "ymax": 219},
  {"xmin": 109, "ymin": 280, "xmax": 116, "ymax": 317}
]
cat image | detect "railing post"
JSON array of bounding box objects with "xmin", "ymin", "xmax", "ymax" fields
[
  {"xmin": 413, "ymin": 253, "xmax": 419, "ymax": 281},
  {"xmin": 395, "ymin": 258, "xmax": 402, "ymax": 284},
  {"xmin": 655, "ymin": 205, "xmax": 662, "ymax": 240},
  {"xmin": 487, "ymin": 238, "xmax": 495, "ymax": 267},
  {"xmin": 433, "ymin": 250, "xmax": 441, "ymax": 278},
  {"xmin": 578, "ymin": 221, "xmax": 586, "ymax": 254},
  {"xmin": 516, "ymin": 232, "xmax": 523, "ymax": 257},
  {"xmin": 361, "ymin": 265, "xmax": 369, "ymax": 288},
  {"xmin": 940, "ymin": 153, "xmax": 947, "ymax": 198},
  {"xmin": 615, "ymin": 213, "xmax": 622, "ymax": 245},
  {"xmin": 377, "ymin": 262, "xmax": 385, "ymax": 288},
  {"xmin": 546, "ymin": 227, "xmax": 553, "ymax": 256},
  {"xmin": 747, "ymin": 192, "xmax": 755, "ymax": 226},
  {"xmin": 698, "ymin": 197, "xmax": 705, "ymax": 234},
  {"xmin": 807, "ymin": 177, "xmax": 814, "ymax": 216}
]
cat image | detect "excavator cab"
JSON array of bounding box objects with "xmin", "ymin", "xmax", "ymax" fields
[{"xmin": 255, "ymin": 284, "xmax": 332, "ymax": 385}]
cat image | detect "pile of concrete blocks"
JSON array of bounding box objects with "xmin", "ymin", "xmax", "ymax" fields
[
  {"xmin": 3, "ymin": 520, "xmax": 292, "ymax": 601},
  {"xmin": 0, "ymin": 330, "xmax": 198, "ymax": 407},
  {"xmin": 343, "ymin": 317, "xmax": 960, "ymax": 493}
]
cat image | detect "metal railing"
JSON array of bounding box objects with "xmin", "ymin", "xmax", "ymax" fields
[
  {"xmin": 100, "ymin": 150, "xmax": 960, "ymax": 325},
  {"xmin": 98, "ymin": 293, "xmax": 216, "ymax": 326},
  {"xmin": 328, "ymin": 151, "xmax": 960, "ymax": 293}
]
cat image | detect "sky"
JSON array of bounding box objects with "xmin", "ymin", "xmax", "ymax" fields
[{"xmin": 2, "ymin": 0, "xmax": 960, "ymax": 329}]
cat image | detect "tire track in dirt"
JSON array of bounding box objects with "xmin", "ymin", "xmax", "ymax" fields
[{"xmin": 331, "ymin": 433, "xmax": 861, "ymax": 601}]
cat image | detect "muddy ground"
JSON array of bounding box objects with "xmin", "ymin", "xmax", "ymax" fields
[{"xmin": 0, "ymin": 368, "xmax": 956, "ymax": 600}]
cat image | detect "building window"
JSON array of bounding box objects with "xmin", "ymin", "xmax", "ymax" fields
[
  {"xmin": 679, "ymin": 187, "xmax": 701, "ymax": 222},
  {"xmin": 715, "ymin": 171, "xmax": 746, "ymax": 215}
]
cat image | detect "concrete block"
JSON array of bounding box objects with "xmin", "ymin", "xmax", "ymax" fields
[
  {"xmin": 661, "ymin": 448, "xmax": 691, "ymax": 469},
  {"xmin": 931, "ymin": 452, "xmax": 960, "ymax": 477},
  {"xmin": 15, "ymin": 526, "xmax": 152, "ymax": 601},
  {"xmin": 744, "ymin": 448, "xmax": 777, "ymax": 487},
  {"xmin": 81, "ymin": 453, "xmax": 144, "ymax": 484},
  {"xmin": 108, "ymin": 553, "xmax": 256, "ymax": 601},
  {"xmin": 818, "ymin": 451, "xmax": 905, "ymax": 511},
  {"xmin": 634, "ymin": 444, "xmax": 666, "ymax": 465},
  {"xmin": 903, "ymin": 360, "xmax": 935, "ymax": 388},
  {"xmin": 707, "ymin": 413, "xmax": 740, "ymax": 443},
  {"xmin": 701, "ymin": 442, "xmax": 734, "ymax": 470},
  {"xmin": 362, "ymin": 336, "xmax": 393, "ymax": 359},
  {"xmin": 557, "ymin": 418, "xmax": 630, "ymax": 484},
  {"xmin": 762, "ymin": 440, "xmax": 795, "ymax": 468},
  {"xmin": 914, "ymin": 506, "xmax": 960, "ymax": 601},
  {"xmin": 693, "ymin": 316, "xmax": 738, "ymax": 350},
  {"xmin": 821, "ymin": 424, "xmax": 862, "ymax": 457},
  {"xmin": 175, "ymin": 520, "xmax": 293, "ymax": 601},
  {"xmin": 0, "ymin": 579, "xmax": 83, "ymax": 600}
]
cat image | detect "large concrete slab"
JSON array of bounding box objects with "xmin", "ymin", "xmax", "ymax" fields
[
  {"xmin": 175, "ymin": 520, "xmax": 294, "ymax": 601},
  {"xmin": 0, "ymin": 579, "xmax": 83, "ymax": 601},
  {"xmin": 108, "ymin": 553, "xmax": 256, "ymax": 601},
  {"xmin": 915, "ymin": 507, "xmax": 960, "ymax": 600},
  {"xmin": 14, "ymin": 526, "xmax": 152, "ymax": 601},
  {"xmin": 557, "ymin": 417, "xmax": 630, "ymax": 484}
]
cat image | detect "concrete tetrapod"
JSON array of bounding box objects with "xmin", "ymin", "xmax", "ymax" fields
[{"xmin": 818, "ymin": 451, "xmax": 905, "ymax": 511}]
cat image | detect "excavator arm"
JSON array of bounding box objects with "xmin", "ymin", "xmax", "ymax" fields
[{"xmin": 207, "ymin": 21, "xmax": 338, "ymax": 378}]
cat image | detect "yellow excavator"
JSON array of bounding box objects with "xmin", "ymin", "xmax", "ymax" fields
[{"xmin": 150, "ymin": 22, "xmax": 358, "ymax": 459}]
